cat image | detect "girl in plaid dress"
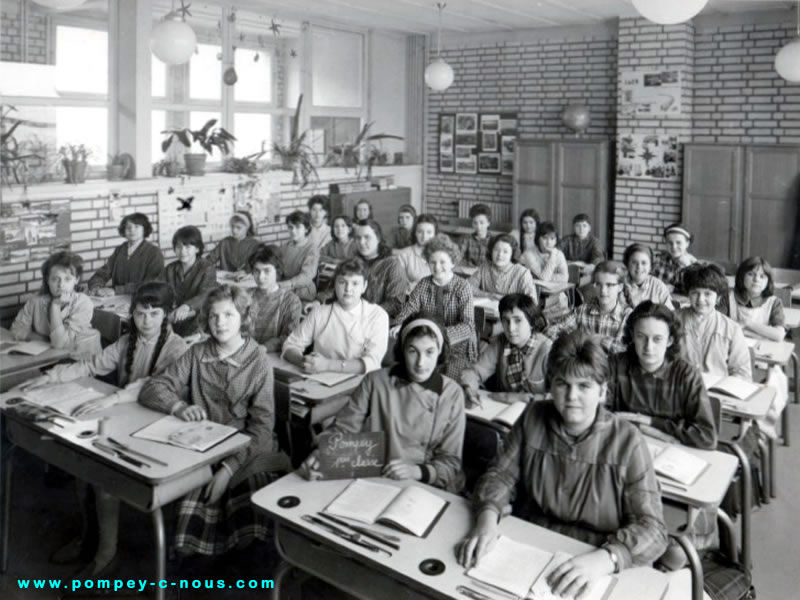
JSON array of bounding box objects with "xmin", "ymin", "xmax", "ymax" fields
[
  {"xmin": 394, "ymin": 236, "xmax": 477, "ymax": 380},
  {"xmin": 140, "ymin": 285, "xmax": 284, "ymax": 557}
]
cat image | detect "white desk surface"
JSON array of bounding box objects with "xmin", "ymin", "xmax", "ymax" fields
[
  {"xmin": 268, "ymin": 353, "xmax": 363, "ymax": 405},
  {"xmin": 745, "ymin": 337, "xmax": 795, "ymax": 365},
  {"xmin": 534, "ymin": 279, "xmax": 575, "ymax": 294},
  {"xmin": 216, "ymin": 270, "xmax": 256, "ymax": 289},
  {"xmin": 90, "ymin": 294, "xmax": 132, "ymax": 318},
  {"xmin": 784, "ymin": 307, "xmax": 800, "ymax": 329},
  {"xmin": 0, "ymin": 329, "xmax": 73, "ymax": 378},
  {"xmin": 646, "ymin": 437, "xmax": 738, "ymax": 508},
  {"xmin": 700, "ymin": 375, "xmax": 776, "ymax": 420},
  {"xmin": 253, "ymin": 473, "xmax": 691, "ymax": 600}
]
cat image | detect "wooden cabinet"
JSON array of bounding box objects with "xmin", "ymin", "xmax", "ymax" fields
[
  {"xmin": 683, "ymin": 144, "xmax": 800, "ymax": 268},
  {"xmin": 329, "ymin": 187, "xmax": 412, "ymax": 236},
  {"xmin": 513, "ymin": 139, "xmax": 612, "ymax": 250}
]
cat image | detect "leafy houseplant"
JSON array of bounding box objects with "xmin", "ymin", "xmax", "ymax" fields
[
  {"xmin": 161, "ymin": 119, "xmax": 236, "ymax": 176},
  {"xmin": 223, "ymin": 148, "xmax": 268, "ymax": 175},
  {"xmin": 272, "ymin": 94, "xmax": 318, "ymax": 188},
  {"xmin": 107, "ymin": 153, "xmax": 134, "ymax": 181},
  {"xmin": 59, "ymin": 144, "xmax": 91, "ymax": 184},
  {"xmin": 1, "ymin": 105, "xmax": 42, "ymax": 187},
  {"xmin": 325, "ymin": 122, "xmax": 403, "ymax": 180},
  {"xmin": 153, "ymin": 158, "xmax": 182, "ymax": 177}
]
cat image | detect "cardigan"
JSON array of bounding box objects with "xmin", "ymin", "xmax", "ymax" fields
[
  {"xmin": 467, "ymin": 263, "xmax": 538, "ymax": 302},
  {"xmin": 88, "ymin": 241, "xmax": 164, "ymax": 294},
  {"xmin": 473, "ymin": 402, "xmax": 668, "ymax": 570},
  {"xmin": 623, "ymin": 275, "xmax": 674, "ymax": 310},
  {"xmin": 460, "ymin": 333, "xmax": 552, "ymax": 397},
  {"xmin": 11, "ymin": 292, "xmax": 97, "ymax": 351},
  {"xmin": 307, "ymin": 223, "xmax": 332, "ymax": 253},
  {"xmin": 328, "ymin": 366, "xmax": 465, "ymax": 492},
  {"xmin": 279, "ymin": 238, "xmax": 319, "ymax": 301},
  {"xmin": 320, "ymin": 239, "xmax": 357, "ymax": 262},
  {"xmin": 164, "ymin": 257, "xmax": 217, "ymax": 312},
  {"xmin": 207, "ymin": 236, "xmax": 261, "ymax": 272},
  {"xmin": 250, "ymin": 287, "xmax": 303, "ymax": 352}
]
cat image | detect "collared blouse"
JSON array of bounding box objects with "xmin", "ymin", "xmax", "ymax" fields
[
  {"xmin": 88, "ymin": 241, "xmax": 164, "ymax": 294},
  {"xmin": 250, "ymin": 287, "xmax": 302, "ymax": 352},
  {"xmin": 207, "ymin": 236, "xmax": 261, "ymax": 272},
  {"xmin": 676, "ymin": 308, "xmax": 752, "ymax": 379},
  {"xmin": 467, "ymin": 263, "xmax": 538, "ymax": 302},
  {"xmin": 11, "ymin": 292, "xmax": 96, "ymax": 350},
  {"xmin": 279, "ymin": 238, "xmax": 319, "ymax": 302}
]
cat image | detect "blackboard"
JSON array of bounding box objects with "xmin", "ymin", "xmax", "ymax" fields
[{"xmin": 317, "ymin": 431, "xmax": 386, "ymax": 480}]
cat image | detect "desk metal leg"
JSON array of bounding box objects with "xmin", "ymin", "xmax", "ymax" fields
[
  {"xmin": 793, "ymin": 352, "xmax": 799, "ymax": 405},
  {"xmin": 152, "ymin": 507, "xmax": 166, "ymax": 600},
  {"xmin": 721, "ymin": 441, "xmax": 752, "ymax": 570},
  {"xmin": 769, "ymin": 438, "xmax": 777, "ymax": 498},
  {"xmin": 1, "ymin": 445, "xmax": 15, "ymax": 574}
]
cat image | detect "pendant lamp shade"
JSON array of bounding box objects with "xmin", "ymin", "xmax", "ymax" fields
[
  {"xmin": 30, "ymin": 0, "xmax": 87, "ymax": 8},
  {"xmin": 776, "ymin": 3, "xmax": 800, "ymax": 82},
  {"xmin": 632, "ymin": 0, "xmax": 708, "ymax": 25},
  {"xmin": 151, "ymin": 13, "xmax": 197, "ymax": 65},
  {"xmin": 425, "ymin": 58, "xmax": 454, "ymax": 92}
]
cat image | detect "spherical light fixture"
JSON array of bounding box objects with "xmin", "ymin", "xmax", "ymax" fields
[
  {"xmin": 632, "ymin": 0, "xmax": 708, "ymax": 25},
  {"xmin": 31, "ymin": 0, "xmax": 87, "ymax": 9},
  {"xmin": 150, "ymin": 11, "xmax": 197, "ymax": 66},
  {"xmin": 776, "ymin": 2, "xmax": 800, "ymax": 82},
  {"xmin": 425, "ymin": 3, "xmax": 454, "ymax": 93}
]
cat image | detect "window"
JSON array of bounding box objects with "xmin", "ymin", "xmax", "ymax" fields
[
  {"xmin": 189, "ymin": 44, "xmax": 222, "ymax": 101},
  {"xmin": 311, "ymin": 28, "xmax": 363, "ymax": 108}
]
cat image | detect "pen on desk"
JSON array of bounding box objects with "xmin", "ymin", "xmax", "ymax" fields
[
  {"xmin": 317, "ymin": 513, "xmax": 401, "ymax": 549},
  {"xmin": 107, "ymin": 437, "xmax": 168, "ymax": 467},
  {"xmin": 456, "ymin": 586, "xmax": 496, "ymax": 600}
]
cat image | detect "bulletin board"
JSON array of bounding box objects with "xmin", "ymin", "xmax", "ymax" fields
[
  {"xmin": 157, "ymin": 184, "xmax": 236, "ymax": 251},
  {"xmin": 438, "ymin": 112, "xmax": 518, "ymax": 176},
  {"xmin": 0, "ymin": 199, "xmax": 71, "ymax": 266}
]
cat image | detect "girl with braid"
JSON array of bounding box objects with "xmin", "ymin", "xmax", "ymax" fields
[{"xmin": 19, "ymin": 281, "xmax": 188, "ymax": 576}]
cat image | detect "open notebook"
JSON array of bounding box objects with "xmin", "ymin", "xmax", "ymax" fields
[
  {"xmin": 650, "ymin": 444, "xmax": 709, "ymax": 487},
  {"xmin": 323, "ymin": 479, "xmax": 448, "ymax": 538},
  {"xmin": 465, "ymin": 395, "xmax": 527, "ymax": 428},
  {"xmin": 701, "ymin": 373, "xmax": 760, "ymax": 401},
  {"xmin": 467, "ymin": 536, "xmax": 618, "ymax": 600},
  {"xmin": 20, "ymin": 381, "xmax": 107, "ymax": 416},
  {"xmin": 0, "ymin": 339, "xmax": 51, "ymax": 356},
  {"xmin": 133, "ymin": 415, "xmax": 238, "ymax": 452}
]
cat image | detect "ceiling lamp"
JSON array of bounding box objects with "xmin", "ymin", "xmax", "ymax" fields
[
  {"xmin": 631, "ymin": 0, "xmax": 708, "ymax": 25},
  {"xmin": 776, "ymin": 1, "xmax": 800, "ymax": 82},
  {"xmin": 424, "ymin": 3, "xmax": 454, "ymax": 92},
  {"xmin": 150, "ymin": 1, "xmax": 197, "ymax": 66},
  {"xmin": 30, "ymin": 0, "xmax": 87, "ymax": 8}
]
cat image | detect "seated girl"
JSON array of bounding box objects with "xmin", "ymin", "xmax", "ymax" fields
[
  {"xmin": 139, "ymin": 285, "xmax": 283, "ymax": 557},
  {"xmin": 307, "ymin": 195, "xmax": 332, "ymax": 252},
  {"xmin": 11, "ymin": 251, "xmax": 100, "ymax": 355},
  {"xmin": 88, "ymin": 212, "xmax": 164, "ymax": 296},
  {"xmin": 467, "ymin": 233, "xmax": 538, "ymax": 301},
  {"xmin": 315, "ymin": 219, "xmax": 408, "ymax": 320},
  {"xmin": 389, "ymin": 204, "xmax": 416, "ymax": 249},
  {"xmin": 283, "ymin": 257, "xmax": 389, "ymax": 376},
  {"xmin": 460, "ymin": 293, "xmax": 551, "ymax": 406},
  {"xmin": 393, "ymin": 236, "xmax": 476, "ymax": 380},
  {"xmin": 458, "ymin": 330, "xmax": 668, "ymax": 597},
  {"xmin": 278, "ymin": 210, "xmax": 319, "ymax": 302},
  {"xmin": 511, "ymin": 208, "xmax": 539, "ymax": 254},
  {"xmin": 676, "ymin": 263, "xmax": 752, "ymax": 379},
  {"xmin": 650, "ymin": 223, "xmax": 698, "ymax": 292},
  {"xmin": 206, "ymin": 211, "xmax": 261, "ymax": 273},
  {"xmin": 519, "ymin": 221, "xmax": 569, "ymax": 316},
  {"xmin": 248, "ymin": 244, "xmax": 302, "ymax": 353},
  {"xmin": 728, "ymin": 256, "xmax": 786, "ymax": 342},
  {"xmin": 321, "ymin": 215, "xmax": 357, "ymax": 262},
  {"xmin": 300, "ymin": 315, "xmax": 465, "ymax": 493},
  {"xmin": 622, "ymin": 243, "xmax": 674, "ymax": 310},
  {"xmin": 353, "ymin": 199, "xmax": 373, "ymax": 222},
  {"xmin": 164, "ymin": 225, "xmax": 217, "ymax": 337},
  {"xmin": 395, "ymin": 214, "xmax": 438, "ymax": 294},
  {"xmin": 19, "ymin": 282, "xmax": 188, "ymax": 575}
]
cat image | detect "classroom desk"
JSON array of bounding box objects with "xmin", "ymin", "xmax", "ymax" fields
[
  {"xmin": 0, "ymin": 378, "xmax": 249, "ymax": 600},
  {"xmin": 745, "ymin": 336, "xmax": 797, "ymax": 447},
  {"xmin": 0, "ymin": 328, "xmax": 73, "ymax": 392},
  {"xmin": 216, "ymin": 270, "xmax": 256, "ymax": 289},
  {"xmin": 268, "ymin": 353, "xmax": 364, "ymax": 407},
  {"xmin": 90, "ymin": 294, "xmax": 131, "ymax": 344},
  {"xmin": 253, "ymin": 473, "xmax": 692, "ymax": 600},
  {"xmin": 784, "ymin": 306, "xmax": 800, "ymax": 329},
  {"xmin": 453, "ymin": 265, "xmax": 479, "ymax": 278}
]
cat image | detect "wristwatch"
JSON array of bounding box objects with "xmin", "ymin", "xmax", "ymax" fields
[
  {"xmin": 340, "ymin": 360, "xmax": 347, "ymax": 372},
  {"xmin": 604, "ymin": 546, "xmax": 620, "ymax": 574}
]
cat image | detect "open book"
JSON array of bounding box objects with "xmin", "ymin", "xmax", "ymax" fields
[
  {"xmin": 467, "ymin": 536, "xmax": 616, "ymax": 600},
  {"xmin": 652, "ymin": 445, "xmax": 709, "ymax": 487},
  {"xmin": 0, "ymin": 339, "xmax": 51, "ymax": 356},
  {"xmin": 133, "ymin": 415, "xmax": 238, "ymax": 452},
  {"xmin": 701, "ymin": 373, "xmax": 760, "ymax": 401},
  {"xmin": 304, "ymin": 371, "xmax": 358, "ymax": 387},
  {"xmin": 465, "ymin": 395, "xmax": 526, "ymax": 428},
  {"xmin": 21, "ymin": 381, "xmax": 107, "ymax": 416},
  {"xmin": 323, "ymin": 479, "xmax": 448, "ymax": 538}
]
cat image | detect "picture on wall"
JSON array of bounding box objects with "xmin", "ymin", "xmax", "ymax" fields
[
  {"xmin": 456, "ymin": 113, "xmax": 478, "ymax": 133},
  {"xmin": 482, "ymin": 132, "xmax": 497, "ymax": 152},
  {"xmin": 455, "ymin": 156, "xmax": 477, "ymax": 174},
  {"xmin": 478, "ymin": 153, "xmax": 501, "ymax": 173},
  {"xmin": 616, "ymin": 133, "xmax": 679, "ymax": 180},
  {"xmin": 439, "ymin": 112, "xmax": 518, "ymax": 175},
  {"xmin": 620, "ymin": 70, "xmax": 682, "ymax": 116},
  {"xmin": 481, "ymin": 114, "xmax": 499, "ymax": 132},
  {"xmin": 0, "ymin": 199, "xmax": 70, "ymax": 266},
  {"xmin": 439, "ymin": 115, "xmax": 455, "ymax": 173}
]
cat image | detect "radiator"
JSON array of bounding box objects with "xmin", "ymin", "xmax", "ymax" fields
[{"xmin": 458, "ymin": 200, "xmax": 512, "ymax": 224}]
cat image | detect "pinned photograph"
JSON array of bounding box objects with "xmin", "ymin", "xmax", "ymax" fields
[
  {"xmin": 456, "ymin": 113, "xmax": 478, "ymax": 132},
  {"xmin": 478, "ymin": 153, "xmax": 501, "ymax": 173},
  {"xmin": 480, "ymin": 114, "xmax": 500, "ymax": 131},
  {"xmin": 501, "ymin": 136, "xmax": 515, "ymax": 155},
  {"xmin": 440, "ymin": 115, "xmax": 454, "ymax": 134},
  {"xmin": 455, "ymin": 156, "xmax": 477, "ymax": 174},
  {"xmin": 482, "ymin": 133, "xmax": 497, "ymax": 152},
  {"xmin": 456, "ymin": 145, "xmax": 473, "ymax": 159}
]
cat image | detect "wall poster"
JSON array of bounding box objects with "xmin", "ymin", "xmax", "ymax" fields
[
  {"xmin": 620, "ymin": 70, "xmax": 682, "ymax": 117},
  {"xmin": 439, "ymin": 112, "xmax": 518, "ymax": 176},
  {"xmin": 0, "ymin": 199, "xmax": 70, "ymax": 266},
  {"xmin": 617, "ymin": 133, "xmax": 679, "ymax": 180}
]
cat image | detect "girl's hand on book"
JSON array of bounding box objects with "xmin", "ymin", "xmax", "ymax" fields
[
  {"xmin": 302, "ymin": 352, "xmax": 329, "ymax": 374},
  {"xmin": 464, "ymin": 387, "xmax": 482, "ymax": 409},
  {"xmin": 72, "ymin": 394, "xmax": 119, "ymax": 417},
  {"xmin": 547, "ymin": 549, "xmax": 614, "ymax": 599},
  {"xmin": 15, "ymin": 376, "xmax": 51, "ymax": 391},
  {"xmin": 172, "ymin": 305, "xmax": 193, "ymax": 322},
  {"xmin": 457, "ymin": 510, "xmax": 499, "ymax": 568},
  {"xmin": 203, "ymin": 467, "xmax": 232, "ymax": 504},
  {"xmin": 177, "ymin": 405, "xmax": 207, "ymax": 422},
  {"xmin": 298, "ymin": 449, "xmax": 322, "ymax": 481},
  {"xmin": 382, "ymin": 460, "xmax": 422, "ymax": 482},
  {"xmin": 93, "ymin": 287, "xmax": 115, "ymax": 298}
]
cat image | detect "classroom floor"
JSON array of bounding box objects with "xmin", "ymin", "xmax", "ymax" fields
[{"xmin": 2, "ymin": 399, "xmax": 799, "ymax": 600}]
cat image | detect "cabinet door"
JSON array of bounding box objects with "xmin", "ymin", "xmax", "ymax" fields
[
  {"xmin": 742, "ymin": 145, "xmax": 800, "ymax": 268},
  {"xmin": 682, "ymin": 145, "xmax": 742, "ymax": 266},
  {"xmin": 513, "ymin": 141, "xmax": 554, "ymax": 224},
  {"xmin": 555, "ymin": 141, "xmax": 609, "ymax": 248}
]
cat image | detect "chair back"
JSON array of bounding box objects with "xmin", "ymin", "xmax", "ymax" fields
[
  {"xmin": 463, "ymin": 417, "xmax": 505, "ymax": 494},
  {"xmin": 474, "ymin": 305, "xmax": 486, "ymax": 345},
  {"xmin": 567, "ymin": 263, "xmax": 581, "ymax": 285},
  {"xmin": 272, "ymin": 367, "xmax": 301, "ymax": 461}
]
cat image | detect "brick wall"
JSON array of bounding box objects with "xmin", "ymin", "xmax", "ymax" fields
[
  {"xmin": 693, "ymin": 20, "xmax": 800, "ymax": 144},
  {"xmin": 1, "ymin": 0, "xmax": 50, "ymax": 64},
  {"xmin": 612, "ymin": 18, "xmax": 694, "ymax": 258},
  {"xmin": 424, "ymin": 34, "xmax": 618, "ymax": 221}
]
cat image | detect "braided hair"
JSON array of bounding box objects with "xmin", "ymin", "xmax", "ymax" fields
[{"xmin": 124, "ymin": 281, "xmax": 175, "ymax": 383}]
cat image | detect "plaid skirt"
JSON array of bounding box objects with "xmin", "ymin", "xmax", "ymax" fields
[{"xmin": 174, "ymin": 471, "xmax": 277, "ymax": 556}]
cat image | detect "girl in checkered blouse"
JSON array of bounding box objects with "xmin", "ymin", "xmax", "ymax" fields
[
  {"xmin": 393, "ymin": 235, "xmax": 477, "ymax": 380},
  {"xmin": 728, "ymin": 256, "xmax": 786, "ymax": 342}
]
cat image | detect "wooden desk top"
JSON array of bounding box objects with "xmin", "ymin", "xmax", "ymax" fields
[
  {"xmin": 253, "ymin": 473, "xmax": 689, "ymax": 600},
  {"xmin": 0, "ymin": 328, "xmax": 73, "ymax": 379},
  {"xmin": 645, "ymin": 437, "xmax": 738, "ymax": 508},
  {"xmin": 269, "ymin": 353, "xmax": 363, "ymax": 405}
]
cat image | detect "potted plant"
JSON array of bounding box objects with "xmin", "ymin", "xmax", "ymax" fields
[
  {"xmin": 59, "ymin": 144, "xmax": 91, "ymax": 184},
  {"xmin": 107, "ymin": 153, "xmax": 134, "ymax": 181},
  {"xmin": 272, "ymin": 94, "xmax": 319, "ymax": 188},
  {"xmin": 223, "ymin": 147, "xmax": 268, "ymax": 175},
  {"xmin": 1, "ymin": 105, "xmax": 42, "ymax": 187},
  {"xmin": 153, "ymin": 158, "xmax": 182, "ymax": 177},
  {"xmin": 161, "ymin": 119, "xmax": 236, "ymax": 176},
  {"xmin": 325, "ymin": 122, "xmax": 403, "ymax": 180}
]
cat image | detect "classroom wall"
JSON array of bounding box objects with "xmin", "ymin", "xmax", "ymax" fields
[
  {"xmin": 0, "ymin": 0, "xmax": 50, "ymax": 64},
  {"xmin": 424, "ymin": 25, "xmax": 619, "ymax": 223}
]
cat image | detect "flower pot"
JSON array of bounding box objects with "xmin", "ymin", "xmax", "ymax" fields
[
  {"xmin": 184, "ymin": 153, "xmax": 207, "ymax": 176},
  {"xmin": 108, "ymin": 164, "xmax": 125, "ymax": 181},
  {"xmin": 165, "ymin": 162, "xmax": 181, "ymax": 177},
  {"xmin": 63, "ymin": 160, "xmax": 88, "ymax": 184}
]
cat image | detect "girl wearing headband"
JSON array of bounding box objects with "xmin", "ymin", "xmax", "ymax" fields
[
  {"xmin": 300, "ymin": 313, "xmax": 466, "ymax": 493},
  {"xmin": 650, "ymin": 223, "xmax": 697, "ymax": 292},
  {"xmin": 206, "ymin": 210, "xmax": 260, "ymax": 273}
]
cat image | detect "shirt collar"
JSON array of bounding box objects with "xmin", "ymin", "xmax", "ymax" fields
[
  {"xmin": 587, "ymin": 297, "xmax": 626, "ymax": 320},
  {"xmin": 628, "ymin": 353, "xmax": 671, "ymax": 380},
  {"xmin": 503, "ymin": 333, "xmax": 537, "ymax": 357},
  {"xmin": 547, "ymin": 402, "xmax": 612, "ymax": 444},
  {"xmin": 200, "ymin": 337, "xmax": 249, "ymax": 367},
  {"xmin": 389, "ymin": 364, "xmax": 444, "ymax": 394}
]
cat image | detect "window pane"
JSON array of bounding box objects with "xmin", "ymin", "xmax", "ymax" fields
[
  {"xmin": 1, "ymin": 105, "xmax": 57, "ymax": 184},
  {"xmin": 189, "ymin": 44, "xmax": 221, "ymax": 101},
  {"xmin": 234, "ymin": 113, "xmax": 271, "ymax": 157},
  {"xmin": 310, "ymin": 116, "xmax": 361, "ymax": 157},
  {"xmin": 312, "ymin": 29, "xmax": 363, "ymax": 108},
  {"xmin": 234, "ymin": 49, "xmax": 272, "ymax": 103},
  {"xmin": 152, "ymin": 57, "xmax": 166, "ymax": 97},
  {"xmin": 152, "ymin": 110, "xmax": 166, "ymax": 162},
  {"xmin": 55, "ymin": 26, "xmax": 108, "ymax": 95},
  {"xmin": 56, "ymin": 107, "xmax": 107, "ymax": 165}
]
